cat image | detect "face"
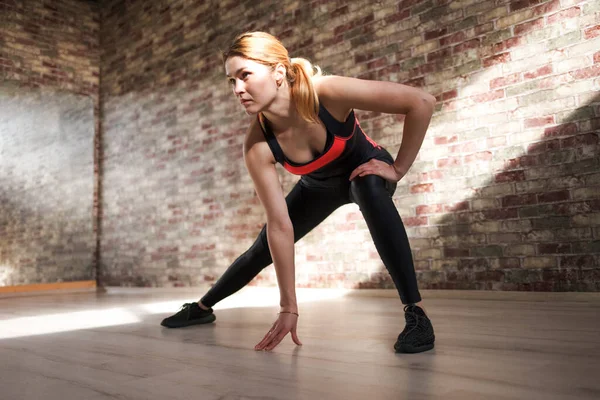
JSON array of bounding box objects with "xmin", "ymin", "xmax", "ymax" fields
[{"xmin": 225, "ymin": 56, "xmax": 284, "ymax": 114}]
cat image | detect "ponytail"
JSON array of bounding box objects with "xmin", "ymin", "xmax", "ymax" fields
[{"xmin": 289, "ymin": 57, "xmax": 322, "ymax": 124}]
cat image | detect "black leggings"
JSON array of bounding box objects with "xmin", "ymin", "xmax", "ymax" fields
[{"xmin": 200, "ymin": 173, "xmax": 422, "ymax": 307}]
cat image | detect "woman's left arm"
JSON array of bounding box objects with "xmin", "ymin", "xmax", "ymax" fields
[{"xmin": 316, "ymin": 75, "xmax": 436, "ymax": 180}]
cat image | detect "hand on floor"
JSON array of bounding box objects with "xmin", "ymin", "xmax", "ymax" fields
[{"xmin": 255, "ymin": 311, "xmax": 302, "ymax": 351}]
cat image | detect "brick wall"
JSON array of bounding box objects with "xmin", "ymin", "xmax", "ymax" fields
[
  {"xmin": 49, "ymin": 0, "xmax": 600, "ymax": 292},
  {"xmin": 0, "ymin": 0, "xmax": 100, "ymax": 285}
]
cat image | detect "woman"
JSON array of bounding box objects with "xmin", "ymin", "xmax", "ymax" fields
[{"xmin": 161, "ymin": 31, "xmax": 436, "ymax": 354}]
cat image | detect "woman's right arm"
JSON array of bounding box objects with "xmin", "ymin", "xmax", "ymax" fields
[{"xmin": 243, "ymin": 120, "xmax": 297, "ymax": 313}]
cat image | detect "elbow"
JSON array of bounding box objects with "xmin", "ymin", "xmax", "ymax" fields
[
  {"xmin": 422, "ymin": 93, "xmax": 436, "ymax": 109},
  {"xmin": 409, "ymin": 95, "xmax": 436, "ymax": 115},
  {"xmin": 267, "ymin": 217, "xmax": 293, "ymax": 233}
]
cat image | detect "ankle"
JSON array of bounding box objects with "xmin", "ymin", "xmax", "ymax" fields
[
  {"xmin": 197, "ymin": 300, "xmax": 210, "ymax": 311},
  {"xmin": 413, "ymin": 302, "xmax": 427, "ymax": 316}
]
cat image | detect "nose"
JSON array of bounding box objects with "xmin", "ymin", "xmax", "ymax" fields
[{"xmin": 233, "ymin": 79, "xmax": 245, "ymax": 96}]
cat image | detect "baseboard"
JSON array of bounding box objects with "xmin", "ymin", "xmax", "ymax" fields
[{"xmin": 0, "ymin": 280, "xmax": 97, "ymax": 297}]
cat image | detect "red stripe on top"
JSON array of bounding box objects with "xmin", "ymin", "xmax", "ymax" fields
[
  {"xmin": 283, "ymin": 136, "xmax": 346, "ymax": 175},
  {"xmin": 282, "ymin": 118, "xmax": 357, "ymax": 175},
  {"xmin": 356, "ymin": 117, "xmax": 381, "ymax": 149}
]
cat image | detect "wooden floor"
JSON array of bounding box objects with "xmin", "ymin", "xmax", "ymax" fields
[{"xmin": 0, "ymin": 286, "xmax": 599, "ymax": 400}]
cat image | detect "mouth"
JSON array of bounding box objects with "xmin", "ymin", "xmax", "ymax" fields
[{"xmin": 240, "ymin": 99, "xmax": 252, "ymax": 105}]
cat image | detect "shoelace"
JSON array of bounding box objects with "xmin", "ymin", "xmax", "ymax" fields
[
  {"xmin": 179, "ymin": 303, "xmax": 194, "ymax": 317},
  {"xmin": 402, "ymin": 304, "xmax": 422, "ymax": 337}
]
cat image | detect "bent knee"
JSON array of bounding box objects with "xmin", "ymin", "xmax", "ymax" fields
[{"xmin": 350, "ymin": 175, "xmax": 396, "ymax": 203}]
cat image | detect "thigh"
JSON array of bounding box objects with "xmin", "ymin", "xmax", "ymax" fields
[
  {"xmin": 348, "ymin": 174, "xmax": 396, "ymax": 205},
  {"xmin": 285, "ymin": 178, "xmax": 349, "ymax": 242}
]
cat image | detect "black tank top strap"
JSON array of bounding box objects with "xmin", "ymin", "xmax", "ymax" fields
[
  {"xmin": 258, "ymin": 115, "xmax": 286, "ymax": 164},
  {"xmin": 318, "ymin": 103, "xmax": 345, "ymax": 136},
  {"xmin": 318, "ymin": 102, "xmax": 355, "ymax": 137}
]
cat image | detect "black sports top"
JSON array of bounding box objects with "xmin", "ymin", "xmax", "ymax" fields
[{"xmin": 258, "ymin": 102, "xmax": 390, "ymax": 179}]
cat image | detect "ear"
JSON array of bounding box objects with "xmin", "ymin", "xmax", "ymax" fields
[{"xmin": 273, "ymin": 62, "xmax": 286, "ymax": 83}]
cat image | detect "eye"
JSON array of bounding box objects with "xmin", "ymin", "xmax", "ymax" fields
[{"xmin": 242, "ymin": 72, "xmax": 249, "ymax": 79}]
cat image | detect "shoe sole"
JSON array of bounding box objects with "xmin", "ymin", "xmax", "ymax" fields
[
  {"xmin": 161, "ymin": 313, "xmax": 216, "ymax": 328},
  {"xmin": 394, "ymin": 342, "xmax": 434, "ymax": 354}
]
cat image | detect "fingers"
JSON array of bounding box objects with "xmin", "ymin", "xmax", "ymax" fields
[
  {"xmin": 291, "ymin": 328, "xmax": 302, "ymax": 346},
  {"xmin": 255, "ymin": 327, "xmax": 286, "ymax": 351},
  {"xmin": 254, "ymin": 314, "xmax": 302, "ymax": 351},
  {"xmin": 349, "ymin": 160, "xmax": 382, "ymax": 181},
  {"xmin": 264, "ymin": 332, "xmax": 287, "ymax": 351},
  {"xmin": 255, "ymin": 321, "xmax": 278, "ymax": 350}
]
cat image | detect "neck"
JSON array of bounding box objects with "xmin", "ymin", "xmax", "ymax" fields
[{"xmin": 260, "ymin": 83, "xmax": 303, "ymax": 135}]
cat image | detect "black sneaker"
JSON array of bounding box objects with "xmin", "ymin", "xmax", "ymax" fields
[
  {"xmin": 160, "ymin": 302, "xmax": 216, "ymax": 328},
  {"xmin": 394, "ymin": 304, "xmax": 435, "ymax": 354}
]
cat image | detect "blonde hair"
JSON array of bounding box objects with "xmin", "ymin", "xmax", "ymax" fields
[{"xmin": 222, "ymin": 31, "xmax": 323, "ymax": 124}]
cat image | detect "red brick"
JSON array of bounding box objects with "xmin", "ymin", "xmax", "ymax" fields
[
  {"xmin": 398, "ymin": 0, "xmax": 421, "ymax": 10},
  {"xmin": 495, "ymin": 170, "xmax": 526, "ymax": 183},
  {"xmin": 533, "ymin": 0, "xmax": 561, "ymax": 16},
  {"xmin": 437, "ymin": 157, "xmax": 462, "ymax": 168},
  {"xmin": 538, "ymin": 190, "xmax": 570, "ymax": 203},
  {"xmin": 548, "ymin": 6, "xmax": 581, "ymax": 24},
  {"xmin": 425, "ymin": 28, "xmax": 448, "ymax": 41},
  {"xmin": 440, "ymin": 31, "xmax": 466, "ymax": 46},
  {"xmin": 379, "ymin": 63, "xmax": 401, "ymax": 76},
  {"xmin": 502, "ymin": 194, "xmax": 538, "ymax": 207},
  {"xmin": 515, "ymin": 17, "xmax": 545, "ymax": 36},
  {"xmin": 487, "ymin": 136, "xmax": 507, "ymax": 147},
  {"xmin": 427, "ymin": 47, "xmax": 452, "ymax": 62},
  {"xmin": 419, "ymin": 62, "xmax": 442, "ymax": 75},
  {"xmin": 434, "ymin": 135, "xmax": 458, "ymax": 145},
  {"xmin": 585, "ymin": 25, "xmax": 600, "ymax": 39},
  {"xmin": 450, "ymin": 141, "xmax": 477, "ymax": 153},
  {"xmin": 544, "ymin": 123, "xmax": 578, "ymax": 138},
  {"xmin": 490, "ymin": 72, "xmax": 521, "ymax": 89},
  {"xmin": 464, "ymin": 151, "xmax": 493, "ymax": 163},
  {"xmin": 442, "ymin": 89, "xmax": 458, "ymax": 101},
  {"xmin": 503, "ymin": 155, "xmax": 538, "ymax": 169},
  {"xmin": 493, "ymin": 37, "xmax": 525, "ymax": 54},
  {"xmin": 594, "ymin": 52, "xmax": 600, "ymax": 64},
  {"xmin": 472, "ymin": 89, "xmax": 504, "ymax": 103},
  {"xmin": 429, "ymin": 170, "xmax": 444, "ymax": 180},
  {"xmin": 524, "ymin": 64, "xmax": 553, "ymax": 80},
  {"xmin": 443, "ymin": 202, "xmax": 469, "ymax": 212},
  {"xmin": 411, "ymin": 183, "xmax": 435, "ymax": 193},
  {"xmin": 404, "ymin": 216, "xmax": 429, "ymax": 226},
  {"xmin": 386, "ymin": 9, "xmax": 411, "ymax": 23},
  {"xmin": 416, "ymin": 204, "xmax": 444, "ymax": 215},
  {"xmin": 510, "ymin": 0, "xmax": 545, "ymax": 12},
  {"xmin": 331, "ymin": 5, "xmax": 349, "ymax": 17},
  {"xmin": 355, "ymin": 53, "xmax": 374, "ymax": 63},
  {"xmin": 367, "ymin": 57, "xmax": 388, "ymax": 69},
  {"xmin": 483, "ymin": 52, "xmax": 511, "ymax": 68},
  {"xmin": 569, "ymin": 65, "xmax": 600, "ymax": 79},
  {"xmin": 525, "ymin": 115, "xmax": 554, "ymax": 128},
  {"xmin": 453, "ymin": 38, "xmax": 480, "ymax": 53}
]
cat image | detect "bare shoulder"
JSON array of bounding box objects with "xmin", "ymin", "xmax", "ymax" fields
[
  {"xmin": 243, "ymin": 117, "xmax": 276, "ymax": 165},
  {"xmin": 313, "ymin": 74, "xmax": 436, "ymax": 115},
  {"xmin": 312, "ymin": 75, "xmax": 352, "ymax": 122}
]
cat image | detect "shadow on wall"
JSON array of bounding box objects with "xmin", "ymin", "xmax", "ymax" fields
[
  {"xmin": 352, "ymin": 0, "xmax": 600, "ymax": 293},
  {"xmin": 0, "ymin": 82, "xmax": 96, "ymax": 286}
]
